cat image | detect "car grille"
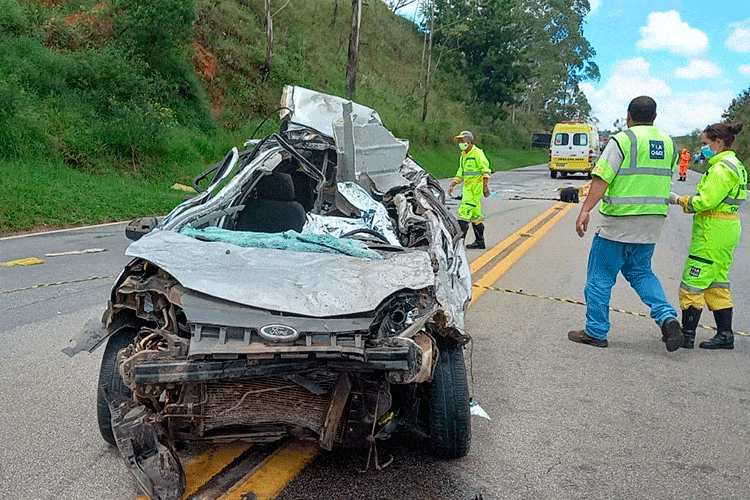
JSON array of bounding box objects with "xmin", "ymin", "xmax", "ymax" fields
[{"xmin": 200, "ymin": 372, "xmax": 340, "ymax": 434}]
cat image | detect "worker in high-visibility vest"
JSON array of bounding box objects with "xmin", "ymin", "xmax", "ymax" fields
[
  {"xmin": 568, "ymin": 96, "xmax": 682, "ymax": 351},
  {"xmin": 678, "ymin": 147, "xmax": 690, "ymax": 181},
  {"xmin": 671, "ymin": 122, "xmax": 747, "ymax": 349},
  {"xmin": 448, "ymin": 130, "xmax": 491, "ymax": 249}
]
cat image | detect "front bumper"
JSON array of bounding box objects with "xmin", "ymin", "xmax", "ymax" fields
[{"xmin": 129, "ymin": 337, "xmax": 423, "ymax": 385}]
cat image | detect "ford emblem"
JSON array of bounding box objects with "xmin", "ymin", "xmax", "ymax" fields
[{"xmin": 259, "ymin": 324, "xmax": 299, "ymax": 342}]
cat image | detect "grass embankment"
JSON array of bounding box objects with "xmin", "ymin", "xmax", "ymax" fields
[{"xmin": 410, "ymin": 146, "xmax": 548, "ymax": 179}]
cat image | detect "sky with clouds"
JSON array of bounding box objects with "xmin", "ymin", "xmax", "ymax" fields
[{"xmin": 581, "ymin": 0, "xmax": 750, "ymax": 136}]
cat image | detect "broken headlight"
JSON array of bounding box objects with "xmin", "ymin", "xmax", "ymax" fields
[{"xmin": 371, "ymin": 290, "xmax": 436, "ymax": 339}]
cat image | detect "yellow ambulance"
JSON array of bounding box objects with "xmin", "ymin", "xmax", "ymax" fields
[{"xmin": 548, "ymin": 121, "xmax": 599, "ymax": 178}]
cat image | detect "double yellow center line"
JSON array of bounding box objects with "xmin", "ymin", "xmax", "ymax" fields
[{"xmin": 469, "ymin": 197, "xmax": 582, "ymax": 307}]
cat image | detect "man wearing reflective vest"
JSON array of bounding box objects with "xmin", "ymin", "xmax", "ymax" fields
[
  {"xmin": 448, "ymin": 130, "xmax": 491, "ymax": 249},
  {"xmin": 568, "ymin": 96, "xmax": 683, "ymax": 351}
]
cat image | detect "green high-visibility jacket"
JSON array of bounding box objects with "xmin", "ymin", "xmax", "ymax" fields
[
  {"xmin": 592, "ymin": 125, "xmax": 677, "ymax": 217},
  {"xmin": 453, "ymin": 146, "xmax": 491, "ymax": 204},
  {"xmin": 680, "ymin": 150, "xmax": 747, "ymax": 293},
  {"xmin": 685, "ymin": 150, "xmax": 748, "ymax": 214}
]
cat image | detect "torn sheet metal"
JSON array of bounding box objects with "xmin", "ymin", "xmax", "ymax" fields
[
  {"xmin": 303, "ymin": 182, "xmax": 401, "ymax": 246},
  {"xmin": 390, "ymin": 185, "xmax": 471, "ymax": 332},
  {"xmin": 126, "ymin": 230, "xmax": 433, "ymax": 317},
  {"xmin": 332, "ymin": 107, "xmax": 411, "ymax": 195},
  {"xmin": 280, "ymin": 85, "xmax": 382, "ymax": 138}
]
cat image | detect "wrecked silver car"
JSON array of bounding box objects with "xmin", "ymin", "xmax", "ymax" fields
[{"xmin": 64, "ymin": 86, "xmax": 472, "ymax": 500}]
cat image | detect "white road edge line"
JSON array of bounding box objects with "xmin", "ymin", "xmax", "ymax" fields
[{"xmin": 0, "ymin": 220, "xmax": 130, "ymax": 241}]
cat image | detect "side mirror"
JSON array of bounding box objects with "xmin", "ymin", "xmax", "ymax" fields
[{"xmin": 125, "ymin": 217, "xmax": 159, "ymax": 241}]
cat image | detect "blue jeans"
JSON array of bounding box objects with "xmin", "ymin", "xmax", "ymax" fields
[{"xmin": 584, "ymin": 234, "xmax": 677, "ymax": 340}]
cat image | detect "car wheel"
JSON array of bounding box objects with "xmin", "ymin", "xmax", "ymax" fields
[
  {"xmin": 550, "ymin": 171, "xmax": 557, "ymax": 179},
  {"xmin": 587, "ymin": 171, "xmax": 592, "ymax": 179},
  {"xmin": 560, "ymin": 172, "xmax": 568, "ymax": 178},
  {"xmin": 425, "ymin": 336, "xmax": 471, "ymax": 459},
  {"xmin": 97, "ymin": 328, "xmax": 136, "ymax": 446}
]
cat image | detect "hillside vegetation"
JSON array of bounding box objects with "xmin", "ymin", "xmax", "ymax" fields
[{"xmin": 0, "ymin": 0, "xmax": 545, "ymax": 234}]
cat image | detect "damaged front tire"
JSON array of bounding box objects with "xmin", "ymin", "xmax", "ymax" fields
[
  {"xmin": 425, "ymin": 336, "xmax": 471, "ymax": 459},
  {"xmin": 97, "ymin": 327, "xmax": 137, "ymax": 446}
]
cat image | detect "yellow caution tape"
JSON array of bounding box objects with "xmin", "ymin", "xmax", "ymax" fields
[
  {"xmin": 473, "ymin": 283, "xmax": 747, "ymax": 337},
  {"xmin": 1, "ymin": 275, "xmax": 116, "ymax": 294}
]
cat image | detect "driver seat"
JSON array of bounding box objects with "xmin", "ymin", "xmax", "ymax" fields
[{"xmin": 234, "ymin": 172, "xmax": 306, "ymax": 233}]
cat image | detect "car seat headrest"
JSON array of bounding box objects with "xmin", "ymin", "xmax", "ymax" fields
[{"xmin": 256, "ymin": 172, "xmax": 295, "ymax": 201}]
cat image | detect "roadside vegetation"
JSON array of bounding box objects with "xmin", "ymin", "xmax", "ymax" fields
[{"xmin": 1, "ymin": 0, "xmax": 746, "ymax": 234}]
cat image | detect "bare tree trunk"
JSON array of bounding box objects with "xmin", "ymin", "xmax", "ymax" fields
[
  {"xmin": 332, "ymin": 0, "xmax": 339, "ymax": 27},
  {"xmin": 346, "ymin": 0, "xmax": 362, "ymax": 100},
  {"xmin": 264, "ymin": 0, "xmax": 273, "ymax": 79},
  {"xmin": 421, "ymin": 0, "xmax": 434, "ymax": 122}
]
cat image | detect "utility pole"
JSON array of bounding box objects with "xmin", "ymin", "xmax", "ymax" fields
[
  {"xmin": 346, "ymin": 0, "xmax": 362, "ymax": 100},
  {"xmin": 421, "ymin": 0, "xmax": 434, "ymax": 121},
  {"xmin": 264, "ymin": 0, "xmax": 273, "ymax": 79}
]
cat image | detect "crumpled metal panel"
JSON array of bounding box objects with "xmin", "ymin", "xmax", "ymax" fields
[
  {"xmin": 280, "ymin": 85, "xmax": 382, "ymax": 138},
  {"xmin": 303, "ymin": 182, "xmax": 400, "ymax": 246},
  {"xmin": 391, "ymin": 172, "xmax": 472, "ymax": 332},
  {"xmin": 332, "ymin": 107, "xmax": 411, "ymax": 195},
  {"xmin": 125, "ymin": 230, "xmax": 434, "ymax": 317}
]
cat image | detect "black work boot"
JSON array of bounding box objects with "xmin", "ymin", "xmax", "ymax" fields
[
  {"xmin": 680, "ymin": 306, "xmax": 702, "ymax": 349},
  {"xmin": 466, "ymin": 223, "xmax": 485, "ymax": 249},
  {"xmin": 699, "ymin": 308, "xmax": 734, "ymax": 349},
  {"xmin": 458, "ymin": 220, "xmax": 469, "ymax": 238},
  {"xmin": 660, "ymin": 317, "xmax": 683, "ymax": 352}
]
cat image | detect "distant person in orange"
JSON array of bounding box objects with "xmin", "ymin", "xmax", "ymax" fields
[{"xmin": 678, "ymin": 148, "xmax": 689, "ymax": 181}]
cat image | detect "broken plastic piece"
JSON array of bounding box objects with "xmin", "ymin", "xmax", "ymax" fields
[
  {"xmin": 469, "ymin": 398, "xmax": 491, "ymax": 420},
  {"xmin": 107, "ymin": 393, "xmax": 186, "ymax": 500}
]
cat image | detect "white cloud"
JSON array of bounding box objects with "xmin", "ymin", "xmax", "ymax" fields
[
  {"xmin": 581, "ymin": 58, "xmax": 671, "ymax": 131},
  {"xmin": 674, "ymin": 60, "xmax": 723, "ymax": 80},
  {"xmin": 588, "ymin": 0, "xmax": 601, "ymax": 15},
  {"xmin": 657, "ymin": 91, "xmax": 733, "ymax": 136},
  {"xmin": 726, "ymin": 25, "xmax": 750, "ymax": 53},
  {"xmin": 581, "ymin": 57, "xmax": 731, "ymax": 135},
  {"xmin": 637, "ymin": 11, "xmax": 708, "ymax": 57},
  {"xmin": 740, "ymin": 64, "xmax": 750, "ymax": 76}
]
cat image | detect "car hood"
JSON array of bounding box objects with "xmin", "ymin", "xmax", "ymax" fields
[{"xmin": 125, "ymin": 230, "xmax": 434, "ymax": 317}]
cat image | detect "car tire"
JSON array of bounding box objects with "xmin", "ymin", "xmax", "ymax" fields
[
  {"xmin": 425, "ymin": 336, "xmax": 471, "ymax": 459},
  {"xmin": 587, "ymin": 171, "xmax": 592, "ymax": 179},
  {"xmin": 97, "ymin": 328, "xmax": 136, "ymax": 446},
  {"xmin": 550, "ymin": 170, "xmax": 557, "ymax": 179},
  {"xmin": 560, "ymin": 172, "xmax": 568, "ymax": 178}
]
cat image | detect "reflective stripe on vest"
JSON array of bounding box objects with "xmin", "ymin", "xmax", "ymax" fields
[
  {"xmin": 462, "ymin": 170, "xmax": 483, "ymax": 177},
  {"xmin": 602, "ymin": 195, "xmax": 668, "ymax": 205},
  {"xmin": 718, "ymin": 158, "xmax": 747, "ymax": 206},
  {"xmin": 600, "ymin": 127, "xmax": 674, "ymax": 216}
]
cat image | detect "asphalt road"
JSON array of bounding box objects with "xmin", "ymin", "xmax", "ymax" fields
[{"xmin": 1, "ymin": 164, "xmax": 748, "ymax": 500}]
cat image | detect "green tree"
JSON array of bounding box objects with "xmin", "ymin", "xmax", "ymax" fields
[
  {"xmin": 114, "ymin": 0, "xmax": 212, "ymax": 131},
  {"xmin": 722, "ymin": 86, "xmax": 750, "ymax": 163},
  {"xmin": 429, "ymin": 0, "xmax": 532, "ymax": 123},
  {"xmin": 515, "ymin": 0, "xmax": 598, "ymax": 127}
]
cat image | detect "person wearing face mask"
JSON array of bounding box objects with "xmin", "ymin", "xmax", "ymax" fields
[
  {"xmin": 448, "ymin": 130, "xmax": 491, "ymax": 249},
  {"xmin": 670, "ymin": 122, "xmax": 748, "ymax": 349}
]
